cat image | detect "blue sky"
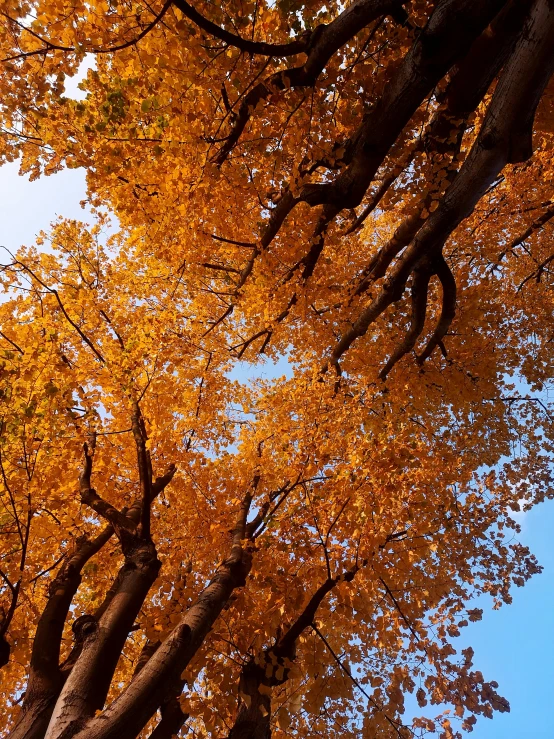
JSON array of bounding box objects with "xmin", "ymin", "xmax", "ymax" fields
[{"xmin": 1, "ymin": 161, "xmax": 552, "ymax": 737}]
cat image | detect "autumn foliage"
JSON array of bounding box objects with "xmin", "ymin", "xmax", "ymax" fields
[{"xmin": 0, "ymin": 1, "xmax": 554, "ymax": 738}]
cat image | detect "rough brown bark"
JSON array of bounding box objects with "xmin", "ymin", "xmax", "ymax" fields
[
  {"xmin": 8, "ymin": 527, "xmax": 114, "ymax": 739},
  {"xmin": 8, "ymin": 420, "xmax": 176, "ymax": 739},
  {"xmin": 353, "ymin": 0, "xmax": 531, "ymax": 293},
  {"xmin": 277, "ymin": 0, "xmax": 509, "ymax": 216},
  {"xmin": 44, "ymin": 539, "xmax": 161, "ymax": 739},
  {"xmin": 234, "ymin": 0, "xmax": 521, "ymax": 367},
  {"xmin": 228, "ymin": 661, "xmax": 272, "ymax": 739},
  {"xmin": 65, "ymin": 492, "xmax": 256, "ymax": 739}
]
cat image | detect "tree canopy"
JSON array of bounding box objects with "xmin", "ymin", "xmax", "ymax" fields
[{"xmin": 0, "ymin": 2, "xmax": 553, "ymax": 738}]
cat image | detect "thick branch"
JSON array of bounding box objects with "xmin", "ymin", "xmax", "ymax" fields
[
  {"xmin": 252, "ymin": 0, "xmax": 509, "ymax": 305},
  {"xmin": 348, "ymin": 0, "xmax": 530, "ymax": 236},
  {"xmin": 10, "ymin": 448, "xmax": 175, "ymax": 739},
  {"xmin": 417, "ymin": 254, "xmax": 456, "ymax": 363},
  {"xmin": 172, "ymin": 0, "xmax": 310, "ymax": 57},
  {"xmin": 8, "ymin": 526, "xmax": 113, "ymax": 739},
  {"xmin": 80, "ymin": 477, "xmax": 137, "ymax": 534},
  {"xmin": 215, "ymin": 0, "xmax": 406, "ymax": 165},
  {"xmin": 297, "ymin": 0, "xmax": 508, "ymax": 211},
  {"xmin": 379, "ymin": 266, "xmax": 431, "ymax": 379},
  {"xmin": 226, "ymin": 528, "xmax": 406, "ymax": 739},
  {"xmin": 275, "ymin": 565, "xmax": 361, "ymax": 661},
  {"xmin": 44, "ymin": 535, "xmax": 162, "ymax": 738},
  {"xmin": 227, "ymin": 660, "xmax": 271, "ymax": 739},
  {"xmin": 328, "ymin": 0, "xmax": 554, "ymax": 369},
  {"xmin": 70, "ymin": 493, "xmax": 255, "ymax": 739},
  {"xmin": 227, "ymin": 563, "xmax": 363, "ymax": 739},
  {"xmin": 44, "ymin": 446, "xmax": 177, "ymax": 734}
]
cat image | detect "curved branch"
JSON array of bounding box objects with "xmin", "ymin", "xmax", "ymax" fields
[
  {"xmin": 172, "ymin": 0, "xmax": 310, "ymax": 57},
  {"xmin": 226, "ymin": 562, "xmax": 363, "ymax": 739},
  {"xmin": 256, "ymin": 0, "xmax": 510, "ymax": 268},
  {"xmin": 274, "ymin": 565, "xmax": 361, "ymax": 661},
  {"xmin": 226, "ymin": 525, "xmax": 406, "ymax": 739},
  {"xmin": 95, "ymin": 0, "xmax": 173, "ymax": 54},
  {"xmin": 215, "ymin": 0, "xmax": 405, "ymax": 165},
  {"xmin": 357, "ymin": 210, "xmax": 427, "ymax": 297},
  {"xmin": 1, "ymin": 1, "xmax": 173, "ymax": 61},
  {"xmin": 327, "ymin": 0, "xmax": 554, "ymax": 371},
  {"xmin": 0, "ymin": 330, "xmax": 24, "ymax": 355},
  {"xmin": 417, "ymin": 254, "xmax": 456, "ymax": 364},
  {"xmin": 352, "ymin": 0, "xmax": 528, "ymax": 288},
  {"xmin": 379, "ymin": 266, "xmax": 431, "ymax": 379}
]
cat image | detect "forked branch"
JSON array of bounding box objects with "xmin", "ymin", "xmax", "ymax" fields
[
  {"xmin": 327, "ymin": 1, "xmax": 554, "ymax": 374},
  {"xmin": 417, "ymin": 254, "xmax": 456, "ymax": 364},
  {"xmin": 379, "ymin": 266, "xmax": 431, "ymax": 379},
  {"xmin": 215, "ymin": 0, "xmax": 406, "ymax": 165}
]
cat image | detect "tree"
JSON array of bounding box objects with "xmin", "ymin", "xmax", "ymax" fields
[
  {"xmin": 0, "ymin": 222, "xmax": 550, "ymax": 739},
  {"xmin": 0, "ymin": 2, "xmax": 553, "ymax": 739}
]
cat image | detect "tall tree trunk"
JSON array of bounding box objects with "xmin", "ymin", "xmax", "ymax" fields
[
  {"xmin": 8, "ymin": 528, "xmax": 113, "ymax": 739},
  {"xmin": 44, "ymin": 537, "xmax": 161, "ymax": 738}
]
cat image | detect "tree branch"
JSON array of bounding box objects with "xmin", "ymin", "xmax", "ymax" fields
[
  {"xmin": 71, "ymin": 489, "xmax": 255, "ymax": 739},
  {"xmin": 327, "ymin": 0, "xmax": 554, "ymax": 371},
  {"xmin": 215, "ymin": 0, "xmax": 406, "ymax": 165},
  {"xmin": 1, "ymin": 1, "xmax": 173, "ymax": 61},
  {"xmin": 131, "ymin": 401, "xmax": 153, "ymax": 540},
  {"xmin": 417, "ymin": 254, "xmax": 456, "ymax": 363},
  {"xmin": 172, "ymin": 0, "xmax": 310, "ymax": 57},
  {"xmin": 379, "ymin": 266, "xmax": 431, "ymax": 379}
]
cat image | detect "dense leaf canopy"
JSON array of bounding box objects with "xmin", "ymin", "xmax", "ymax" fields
[{"xmin": 0, "ymin": 2, "xmax": 553, "ymax": 739}]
